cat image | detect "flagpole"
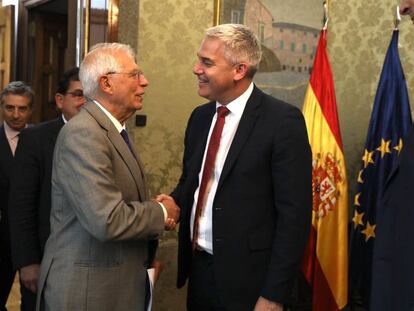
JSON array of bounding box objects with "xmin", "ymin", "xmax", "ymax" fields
[
  {"xmin": 395, "ymin": 5, "xmax": 401, "ymax": 30},
  {"xmin": 323, "ymin": 1, "xmax": 329, "ymax": 30}
]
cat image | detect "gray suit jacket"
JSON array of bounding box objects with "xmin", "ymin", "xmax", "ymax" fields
[{"xmin": 36, "ymin": 102, "xmax": 164, "ymax": 311}]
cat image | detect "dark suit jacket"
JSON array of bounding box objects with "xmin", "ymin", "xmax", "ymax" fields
[
  {"xmin": 8, "ymin": 117, "xmax": 64, "ymax": 270},
  {"xmin": 371, "ymin": 125, "xmax": 414, "ymax": 311},
  {"xmin": 0, "ymin": 125, "xmax": 14, "ymax": 256},
  {"xmin": 172, "ymin": 86, "xmax": 312, "ymax": 310}
]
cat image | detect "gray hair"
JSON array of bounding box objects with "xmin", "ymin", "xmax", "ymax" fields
[
  {"xmin": 205, "ymin": 23, "xmax": 262, "ymax": 78},
  {"xmin": 0, "ymin": 81, "xmax": 34, "ymax": 107},
  {"xmin": 79, "ymin": 43, "xmax": 136, "ymax": 98}
]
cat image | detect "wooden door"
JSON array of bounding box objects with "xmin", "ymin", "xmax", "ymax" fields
[
  {"xmin": 0, "ymin": 5, "xmax": 13, "ymax": 92},
  {"xmin": 31, "ymin": 12, "xmax": 67, "ymax": 122}
]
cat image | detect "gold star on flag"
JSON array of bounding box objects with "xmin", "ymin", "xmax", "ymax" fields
[
  {"xmin": 357, "ymin": 170, "xmax": 364, "ymax": 184},
  {"xmin": 362, "ymin": 222, "xmax": 376, "ymax": 242},
  {"xmin": 362, "ymin": 149, "xmax": 374, "ymax": 168},
  {"xmin": 376, "ymin": 139, "xmax": 391, "ymax": 158},
  {"xmin": 354, "ymin": 193, "xmax": 361, "ymax": 206},
  {"xmin": 394, "ymin": 138, "xmax": 404, "ymax": 154},
  {"xmin": 352, "ymin": 210, "xmax": 364, "ymax": 229}
]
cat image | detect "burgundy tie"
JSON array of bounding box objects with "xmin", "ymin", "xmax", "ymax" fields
[{"xmin": 192, "ymin": 106, "xmax": 230, "ymax": 250}]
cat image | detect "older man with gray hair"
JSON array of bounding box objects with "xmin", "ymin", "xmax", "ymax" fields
[{"xmin": 36, "ymin": 43, "xmax": 179, "ymax": 311}]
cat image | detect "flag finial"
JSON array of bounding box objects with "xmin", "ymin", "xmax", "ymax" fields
[
  {"xmin": 395, "ymin": 6, "xmax": 401, "ymax": 30},
  {"xmin": 323, "ymin": 1, "xmax": 329, "ymax": 30}
]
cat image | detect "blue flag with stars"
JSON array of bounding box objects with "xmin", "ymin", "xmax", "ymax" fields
[{"xmin": 349, "ymin": 30, "xmax": 412, "ymax": 308}]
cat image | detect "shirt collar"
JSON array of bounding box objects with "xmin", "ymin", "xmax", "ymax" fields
[
  {"xmin": 93, "ymin": 100, "xmax": 125, "ymax": 133},
  {"xmin": 216, "ymin": 82, "xmax": 254, "ymax": 117},
  {"xmin": 3, "ymin": 121, "xmax": 23, "ymax": 139}
]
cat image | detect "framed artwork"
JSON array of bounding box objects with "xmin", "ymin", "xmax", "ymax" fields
[{"xmin": 215, "ymin": 0, "xmax": 324, "ymax": 108}]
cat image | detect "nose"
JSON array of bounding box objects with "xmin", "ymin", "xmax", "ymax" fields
[
  {"xmin": 139, "ymin": 74, "xmax": 149, "ymax": 87},
  {"xmin": 12, "ymin": 108, "xmax": 20, "ymax": 118},
  {"xmin": 193, "ymin": 61, "xmax": 202, "ymax": 75}
]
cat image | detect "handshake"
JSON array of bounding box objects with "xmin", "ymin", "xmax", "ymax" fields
[{"xmin": 155, "ymin": 194, "xmax": 180, "ymax": 231}]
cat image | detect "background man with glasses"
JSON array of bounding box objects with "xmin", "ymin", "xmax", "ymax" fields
[
  {"xmin": 0, "ymin": 81, "xmax": 34, "ymax": 311},
  {"xmin": 36, "ymin": 43, "xmax": 179, "ymax": 311},
  {"xmin": 7, "ymin": 68, "xmax": 85, "ymax": 311}
]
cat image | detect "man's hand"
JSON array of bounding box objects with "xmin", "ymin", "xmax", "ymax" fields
[
  {"xmin": 155, "ymin": 194, "xmax": 180, "ymax": 230},
  {"xmin": 254, "ymin": 297, "xmax": 283, "ymax": 311},
  {"xmin": 20, "ymin": 264, "xmax": 40, "ymax": 293}
]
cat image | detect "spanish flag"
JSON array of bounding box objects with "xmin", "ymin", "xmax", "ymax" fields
[{"xmin": 301, "ymin": 29, "xmax": 348, "ymax": 310}]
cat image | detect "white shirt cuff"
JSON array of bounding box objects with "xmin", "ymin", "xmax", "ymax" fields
[{"xmin": 158, "ymin": 202, "xmax": 167, "ymax": 221}]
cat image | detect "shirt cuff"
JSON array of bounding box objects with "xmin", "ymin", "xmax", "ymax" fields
[{"xmin": 158, "ymin": 202, "xmax": 167, "ymax": 221}]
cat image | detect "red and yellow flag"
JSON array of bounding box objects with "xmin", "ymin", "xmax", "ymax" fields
[{"xmin": 301, "ymin": 29, "xmax": 348, "ymax": 310}]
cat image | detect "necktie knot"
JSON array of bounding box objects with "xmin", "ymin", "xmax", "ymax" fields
[{"xmin": 217, "ymin": 106, "xmax": 230, "ymax": 118}]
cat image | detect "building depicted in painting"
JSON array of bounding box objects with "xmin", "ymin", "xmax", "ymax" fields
[
  {"xmin": 273, "ymin": 22, "xmax": 319, "ymax": 74},
  {"xmin": 221, "ymin": 0, "xmax": 281, "ymax": 72},
  {"xmin": 220, "ymin": 0, "xmax": 246, "ymax": 24},
  {"xmin": 244, "ymin": 0, "xmax": 273, "ymax": 48}
]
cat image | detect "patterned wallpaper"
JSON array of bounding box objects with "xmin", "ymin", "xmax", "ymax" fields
[
  {"xmin": 119, "ymin": 0, "xmax": 213, "ymax": 197},
  {"xmin": 329, "ymin": 0, "xmax": 414, "ymax": 199},
  {"xmin": 119, "ymin": 0, "xmax": 414, "ymax": 208}
]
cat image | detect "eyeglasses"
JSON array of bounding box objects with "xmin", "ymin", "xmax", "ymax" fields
[
  {"xmin": 106, "ymin": 70, "xmax": 144, "ymax": 80},
  {"xmin": 66, "ymin": 90, "xmax": 84, "ymax": 98},
  {"xmin": 2, "ymin": 104, "xmax": 31, "ymax": 113}
]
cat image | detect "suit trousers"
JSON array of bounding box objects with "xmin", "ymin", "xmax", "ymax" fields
[
  {"xmin": 20, "ymin": 283, "xmax": 37, "ymax": 311},
  {"xmin": 0, "ymin": 252, "xmax": 15, "ymax": 311},
  {"xmin": 187, "ymin": 249, "xmax": 228, "ymax": 311}
]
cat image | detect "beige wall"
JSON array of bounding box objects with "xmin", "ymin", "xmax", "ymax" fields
[
  {"xmin": 119, "ymin": 0, "xmax": 213, "ymax": 198},
  {"xmin": 119, "ymin": 0, "xmax": 414, "ymax": 208}
]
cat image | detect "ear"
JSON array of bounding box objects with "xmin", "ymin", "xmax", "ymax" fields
[
  {"xmin": 99, "ymin": 75, "xmax": 113, "ymax": 94},
  {"xmin": 233, "ymin": 62, "xmax": 249, "ymax": 81},
  {"xmin": 55, "ymin": 93, "xmax": 64, "ymax": 110}
]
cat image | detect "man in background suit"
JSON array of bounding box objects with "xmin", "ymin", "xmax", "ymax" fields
[
  {"xmin": 370, "ymin": 1, "xmax": 414, "ymax": 310},
  {"xmin": 36, "ymin": 43, "xmax": 179, "ymax": 311},
  {"xmin": 0, "ymin": 81, "xmax": 34, "ymax": 311},
  {"xmin": 162, "ymin": 24, "xmax": 312, "ymax": 311},
  {"xmin": 8, "ymin": 68, "xmax": 85, "ymax": 311}
]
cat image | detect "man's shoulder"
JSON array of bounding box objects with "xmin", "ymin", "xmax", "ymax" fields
[
  {"xmin": 0, "ymin": 125, "xmax": 8, "ymax": 147},
  {"xmin": 251, "ymin": 86, "xmax": 301, "ymax": 117},
  {"xmin": 193, "ymin": 101, "xmax": 216, "ymax": 114},
  {"xmin": 23, "ymin": 118, "xmax": 63, "ymax": 135}
]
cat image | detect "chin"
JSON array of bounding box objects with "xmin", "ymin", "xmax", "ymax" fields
[{"xmin": 198, "ymin": 90, "xmax": 211, "ymax": 100}]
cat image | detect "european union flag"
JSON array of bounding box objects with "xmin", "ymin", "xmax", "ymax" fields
[{"xmin": 349, "ymin": 30, "xmax": 412, "ymax": 309}]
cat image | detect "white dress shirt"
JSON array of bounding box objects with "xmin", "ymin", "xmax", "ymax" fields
[
  {"xmin": 191, "ymin": 82, "xmax": 254, "ymax": 254},
  {"xmin": 3, "ymin": 121, "xmax": 26, "ymax": 156}
]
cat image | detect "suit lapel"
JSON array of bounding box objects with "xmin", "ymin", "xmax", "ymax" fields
[
  {"xmin": 217, "ymin": 87, "xmax": 261, "ymax": 190},
  {"xmin": 190, "ymin": 104, "xmax": 216, "ymax": 185},
  {"xmin": 0, "ymin": 125, "xmax": 14, "ymax": 167},
  {"xmin": 84, "ymin": 102, "xmax": 147, "ymax": 200}
]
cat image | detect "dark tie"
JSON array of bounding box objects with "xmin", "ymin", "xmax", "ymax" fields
[
  {"xmin": 120, "ymin": 129, "xmax": 134, "ymax": 154},
  {"xmin": 192, "ymin": 106, "xmax": 230, "ymax": 250}
]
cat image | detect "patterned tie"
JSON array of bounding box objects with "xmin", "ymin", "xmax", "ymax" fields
[
  {"xmin": 192, "ymin": 106, "xmax": 230, "ymax": 250},
  {"xmin": 120, "ymin": 129, "xmax": 134, "ymax": 154}
]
